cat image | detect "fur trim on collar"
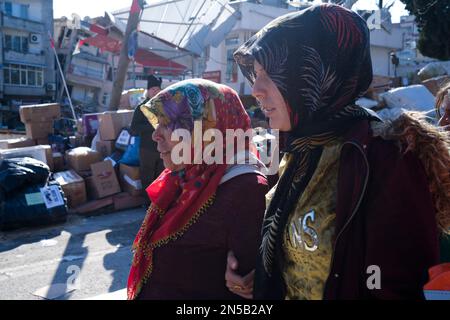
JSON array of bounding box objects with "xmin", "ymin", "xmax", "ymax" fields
[{"xmin": 371, "ymin": 112, "xmax": 450, "ymax": 233}]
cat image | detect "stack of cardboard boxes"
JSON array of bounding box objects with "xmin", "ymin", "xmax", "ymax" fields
[
  {"xmin": 20, "ymin": 103, "xmax": 61, "ymax": 145},
  {"xmin": 0, "ymin": 105, "xmax": 147, "ymax": 218},
  {"xmin": 64, "ymin": 110, "xmax": 146, "ymax": 215}
]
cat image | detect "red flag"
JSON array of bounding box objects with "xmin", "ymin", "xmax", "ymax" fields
[
  {"xmin": 49, "ymin": 34, "xmax": 55, "ymax": 49},
  {"xmin": 73, "ymin": 38, "xmax": 87, "ymax": 55},
  {"xmin": 130, "ymin": 0, "xmax": 142, "ymax": 14}
]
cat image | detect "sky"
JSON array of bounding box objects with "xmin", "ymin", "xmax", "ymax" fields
[{"xmin": 53, "ymin": 0, "xmax": 410, "ymax": 23}]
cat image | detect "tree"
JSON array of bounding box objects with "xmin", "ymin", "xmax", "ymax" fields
[{"xmin": 400, "ymin": 0, "xmax": 450, "ymax": 61}]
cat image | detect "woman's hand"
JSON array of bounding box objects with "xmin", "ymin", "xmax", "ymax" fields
[{"xmin": 225, "ymin": 251, "xmax": 255, "ymax": 299}]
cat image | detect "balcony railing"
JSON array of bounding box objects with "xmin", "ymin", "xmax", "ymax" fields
[
  {"xmin": 69, "ymin": 65, "xmax": 104, "ymax": 81},
  {"xmin": 2, "ymin": 14, "xmax": 44, "ymax": 32}
]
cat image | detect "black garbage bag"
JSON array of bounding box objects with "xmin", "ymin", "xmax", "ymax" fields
[
  {"xmin": 0, "ymin": 157, "xmax": 50, "ymax": 198},
  {"xmin": 0, "ymin": 180, "xmax": 68, "ymax": 231}
]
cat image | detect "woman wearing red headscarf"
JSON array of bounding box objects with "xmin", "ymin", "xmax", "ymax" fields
[{"xmin": 127, "ymin": 79, "xmax": 268, "ymax": 300}]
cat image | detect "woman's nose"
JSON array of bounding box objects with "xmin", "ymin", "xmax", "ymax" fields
[
  {"xmin": 152, "ymin": 125, "xmax": 164, "ymax": 143},
  {"xmin": 252, "ymin": 76, "xmax": 266, "ymax": 101}
]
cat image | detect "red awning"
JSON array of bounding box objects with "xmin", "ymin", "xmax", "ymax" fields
[
  {"xmin": 83, "ymin": 35, "xmax": 187, "ymax": 76},
  {"xmin": 83, "ymin": 34, "xmax": 122, "ymax": 54},
  {"xmin": 134, "ymin": 48, "xmax": 187, "ymax": 76}
]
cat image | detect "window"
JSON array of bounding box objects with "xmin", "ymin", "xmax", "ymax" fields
[
  {"xmin": 20, "ymin": 4, "xmax": 28, "ymax": 19},
  {"xmin": 3, "ymin": 64, "xmax": 44, "ymax": 87},
  {"xmin": 4, "ymin": 2, "xmax": 29, "ymax": 19},
  {"xmin": 21, "ymin": 37, "xmax": 28, "ymax": 53},
  {"xmin": 72, "ymin": 87, "xmax": 96, "ymax": 103},
  {"xmin": 11, "ymin": 68, "xmax": 20, "ymax": 84},
  {"xmin": 102, "ymin": 93, "xmax": 110, "ymax": 106},
  {"xmin": 3, "ymin": 68, "xmax": 10, "ymax": 84},
  {"xmin": 4, "ymin": 35, "xmax": 12, "ymax": 50},
  {"xmin": 4, "ymin": 35, "xmax": 29, "ymax": 53},
  {"xmin": 28, "ymin": 68, "xmax": 36, "ymax": 86},
  {"xmin": 12, "ymin": 36, "xmax": 21, "ymax": 52},
  {"xmin": 4, "ymin": 2, "xmax": 12, "ymax": 16},
  {"xmin": 36, "ymin": 72, "xmax": 43, "ymax": 87},
  {"xmin": 226, "ymin": 49, "xmax": 238, "ymax": 83},
  {"xmin": 225, "ymin": 36, "xmax": 240, "ymax": 47},
  {"xmin": 20, "ymin": 70, "xmax": 27, "ymax": 85}
]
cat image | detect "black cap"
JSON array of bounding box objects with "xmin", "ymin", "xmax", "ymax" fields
[{"xmin": 147, "ymin": 75, "xmax": 162, "ymax": 89}]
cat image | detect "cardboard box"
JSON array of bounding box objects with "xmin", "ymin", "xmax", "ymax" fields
[
  {"xmin": 53, "ymin": 152, "xmax": 65, "ymax": 172},
  {"xmin": 0, "ymin": 145, "xmax": 53, "ymax": 169},
  {"xmin": 89, "ymin": 161, "xmax": 121, "ymax": 199},
  {"xmin": 98, "ymin": 110, "xmax": 134, "ymax": 141},
  {"xmin": 72, "ymin": 197, "xmax": 114, "ymax": 216},
  {"xmin": 20, "ymin": 103, "xmax": 61, "ymax": 123},
  {"xmin": 25, "ymin": 121, "xmax": 54, "ymax": 139},
  {"xmin": 113, "ymin": 192, "xmax": 147, "ymax": 211},
  {"xmin": 0, "ymin": 137, "xmax": 35, "ymax": 149},
  {"xmin": 104, "ymin": 150, "xmax": 123, "ymax": 169},
  {"xmin": 66, "ymin": 147, "xmax": 102, "ymax": 173},
  {"xmin": 115, "ymin": 129, "xmax": 131, "ymax": 151},
  {"xmin": 53, "ymin": 170, "xmax": 87, "ymax": 208},
  {"xmin": 96, "ymin": 140, "xmax": 116, "ymax": 158},
  {"xmin": 82, "ymin": 113, "xmax": 102, "ymax": 137},
  {"xmin": 119, "ymin": 164, "xmax": 143, "ymax": 196},
  {"xmin": 69, "ymin": 134, "xmax": 82, "ymax": 148}
]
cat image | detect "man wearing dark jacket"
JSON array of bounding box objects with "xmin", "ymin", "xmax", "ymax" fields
[{"xmin": 130, "ymin": 75, "xmax": 165, "ymax": 192}]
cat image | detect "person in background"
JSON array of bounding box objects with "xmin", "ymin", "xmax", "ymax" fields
[
  {"xmin": 127, "ymin": 79, "xmax": 268, "ymax": 300},
  {"xmin": 225, "ymin": 4, "xmax": 450, "ymax": 300},
  {"xmin": 130, "ymin": 75, "xmax": 165, "ymax": 191},
  {"xmin": 435, "ymin": 82, "xmax": 450, "ymax": 130}
]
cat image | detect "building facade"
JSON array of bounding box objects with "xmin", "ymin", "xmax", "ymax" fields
[
  {"xmin": 0, "ymin": 0, "xmax": 56, "ymax": 127},
  {"xmin": 205, "ymin": 0, "xmax": 298, "ymax": 97},
  {"xmin": 54, "ymin": 16, "xmax": 115, "ymax": 114}
]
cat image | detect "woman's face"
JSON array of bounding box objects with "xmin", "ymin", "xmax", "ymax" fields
[
  {"xmin": 147, "ymin": 87, "xmax": 161, "ymax": 99},
  {"xmin": 152, "ymin": 121, "xmax": 186, "ymax": 172},
  {"xmin": 252, "ymin": 61, "xmax": 292, "ymax": 132},
  {"xmin": 438, "ymin": 94, "xmax": 450, "ymax": 130}
]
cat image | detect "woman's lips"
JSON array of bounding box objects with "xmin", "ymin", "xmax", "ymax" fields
[{"xmin": 262, "ymin": 107, "xmax": 275, "ymax": 117}]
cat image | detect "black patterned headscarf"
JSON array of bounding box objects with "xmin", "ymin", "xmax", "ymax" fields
[{"xmin": 234, "ymin": 4, "xmax": 381, "ymax": 299}]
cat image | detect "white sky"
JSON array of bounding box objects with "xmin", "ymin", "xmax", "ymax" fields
[{"xmin": 53, "ymin": 0, "xmax": 410, "ymax": 22}]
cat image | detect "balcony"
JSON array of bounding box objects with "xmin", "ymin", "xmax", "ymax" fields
[
  {"xmin": 4, "ymin": 50, "xmax": 46, "ymax": 66},
  {"xmin": 4, "ymin": 85, "xmax": 46, "ymax": 97},
  {"xmin": 67, "ymin": 65, "xmax": 105, "ymax": 89},
  {"xmin": 2, "ymin": 14, "xmax": 44, "ymax": 33}
]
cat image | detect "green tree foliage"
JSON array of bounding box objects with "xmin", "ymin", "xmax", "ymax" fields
[{"xmin": 401, "ymin": 0, "xmax": 450, "ymax": 60}]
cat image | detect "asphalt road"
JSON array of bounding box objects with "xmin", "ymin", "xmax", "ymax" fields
[{"xmin": 0, "ymin": 208, "xmax": 146, "ymax": 300}]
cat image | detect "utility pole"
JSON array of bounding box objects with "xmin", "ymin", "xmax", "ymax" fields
[{"xmin": 108, "ymin": 0, "xmax": 143, "ymax": 111}]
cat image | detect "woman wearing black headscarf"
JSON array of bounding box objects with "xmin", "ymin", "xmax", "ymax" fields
[{"xmin": 225, "ymin": 4, "xmax": 447, "ymax": 300}]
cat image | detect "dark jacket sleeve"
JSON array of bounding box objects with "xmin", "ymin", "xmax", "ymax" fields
[
  {"xmin": 362, "ymin": 139, "xmax": 440, "ymax": 299},
  {"xmin": 130, "ymin": 99, "xmax": 152, "ymax": 136},
  {"xmin": 227, "ymin": 174, "xmax": 268, "ymax": 277}
]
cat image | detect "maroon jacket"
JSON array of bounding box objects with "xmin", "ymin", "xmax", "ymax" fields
[
  {"xmin": 323, "ymin": 120, "xmax": 440, "ymax": 300},
  {"xmin": 138, "ymin": 173, "xmax": 268, "ymax": 300}
]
